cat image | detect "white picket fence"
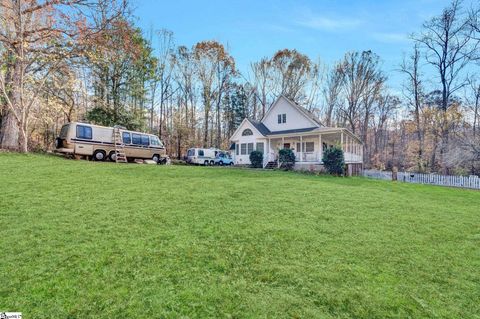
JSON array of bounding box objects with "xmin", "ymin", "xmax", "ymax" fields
[{"xmin": 363, "ymin": 169, "xmax": 480, "ymax": 190}]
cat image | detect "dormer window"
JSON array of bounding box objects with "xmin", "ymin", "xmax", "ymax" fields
[
  {"xmin": 242, "ymin": 129, "xmax": 253, "ymax": 136},
  {"xmin": 278, "ymin": 113, "xmax": 286, "ymax": 124}
]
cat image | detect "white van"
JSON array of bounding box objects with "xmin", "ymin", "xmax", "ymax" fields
[
  {"xmin": 186, "ymin": 148, "xmax": 221, "ymax": 165},
  {"xmin": 55, "ymin": 122, "xmax": 167, "ymax": 162}
]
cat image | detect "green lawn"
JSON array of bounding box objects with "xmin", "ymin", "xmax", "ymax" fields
[{"xmin": 1, "ymin": 153, "xmax": 479, "ymax": 318}]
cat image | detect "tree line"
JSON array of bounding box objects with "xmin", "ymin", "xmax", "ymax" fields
[{"xmin": 1, "ymin": 0, "xmax": 479, "ymax": 174}]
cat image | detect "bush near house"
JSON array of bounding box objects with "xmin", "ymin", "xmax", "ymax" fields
[
  {"xmin": 322, "ymin": 146, "xmax": 345, "ymax": 175},
  {"xmin": 279, "ymin": 148, "xmax": 295, "ymax": 170},
  {"xmin": 249, "ymin": 150, "xmax": 263, "ymax": 168}
]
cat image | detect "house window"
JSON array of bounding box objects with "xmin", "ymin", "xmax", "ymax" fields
[
  {"xmin": 278, "ymin": 114, "xmax": 282, "ymax": 124},
  {"xmin": 236, "ymin": 144, "xmax": 239, "ymax": 155},
  {"xmin": 247, "ymin": 143, "xmax": 254, "ymax": 154},
  {"xmin": 241, "ymin": 143, "xmax": 247, "ymax": 155},
  {"xmin": 76, "ymin": 125, "xmax": 92, "ymax": 139},
  {"xmin": 242, "ymin": 129, "xmax": 253, "ymax": 136},
  {"xmin": 296, "ymin": 142, "xmax": 315, "ymax": 152},
  {"xmin": 256, "ymin": 142, "xmax": 264, "ymax": 154},
  {"xmin": 122, "ymin": 132, "xmax": 131, "ymax": 144},
  {"xmin": 305, "ymin": 142, "xmax": 314, "ymax": 152},
  {"xmin": 282, "ymin": 113, "xmax": 286, "ymax": 123}
]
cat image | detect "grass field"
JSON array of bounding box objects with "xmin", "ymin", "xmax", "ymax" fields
[{"xmin": 0, "ymin": 153, "xmax": 479, "ymax": 318}]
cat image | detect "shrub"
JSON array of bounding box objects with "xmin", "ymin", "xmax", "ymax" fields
[
  {"xmin": 322, "ymin": 146, "xmax": 345, "ymax": 175},
  {"xmin": 279, "ymin": 148, "xmax": 296, "ymax": 170},
  {"xmin": 249, "ymin": 151, "xmax": 263, "ymax": 168}
]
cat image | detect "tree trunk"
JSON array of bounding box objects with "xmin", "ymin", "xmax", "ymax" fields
[{"xmin": 0, "ymin": 111, "xmax": 19, "ymax": 150}]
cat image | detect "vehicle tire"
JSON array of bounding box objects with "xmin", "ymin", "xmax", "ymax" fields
[
  {"xmin": 204, "ymin": 160, "xmax": 209, "ymax": 166},
  {"xmin": 229, "ymin": 162, "xmax": 234, "ymax": 166},
  {"xmin": 219, "ymin": 161, "xmax": 224, "ymax": 166},
  {"xmin": 210, "ymin": 160, "xmax": 215, "ymax": 166},
  {"xmin": 152, "ymin": 154, "xmax": 160, "ymax": 163},
  {"xmin": 108, "ymin": 151, "xmax": 117, "ymax": 162},
  {"xmin": 54, "ymin": 138, "xmax": 63, "ymax": 149},
  {"xmin": 93, "ymin": 150, "xmax": 106, "ymax": 161}
]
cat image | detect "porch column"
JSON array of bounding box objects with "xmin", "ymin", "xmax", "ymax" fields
[
  {"xmin": 318, "ymin": 134, "xmax": 322, "ymax": 162},
  {"xmin": 280, "ymin": 137, "xmax": 284, "ymax": 168},
  {"xmin": 267, "ymin": 138, "xmax": 270, "ymax": 164},
  {"xmin": 300, "ymin": 135, "xmax": 303, "ymax": 162},
  {"xmin": 341, "ymin": 131, "xmax": 344, "ymax": 152},
  {"xmin": 346, "ymin": 135, "xmax": 350, "ymax": 161}
]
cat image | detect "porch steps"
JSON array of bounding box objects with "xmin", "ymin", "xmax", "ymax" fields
[{"xmin": 264, "ymin": 160, "xmax": 278, "ymax": 169}]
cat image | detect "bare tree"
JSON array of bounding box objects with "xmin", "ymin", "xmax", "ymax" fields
[
  {"xmin": 250, "ymin": 58, "xmax": 271, "ymax": 118},
  {"xmin": 414, "ymin": 0, "xmax": 478, "ymax": 171},
  {"xmin": 153, "ymin": 29, "xmax": 175, "ymax": 138},
  {"xmin": 322, "ymin": 64, "xmax": 343, "ymax": 127},
  {"xmin": 193, "ymin": 41, "xmax": 235, "ymax": 148},
  {"xmin": 400, "ymin": 44, "xmax": 426, "ymax": 171}
]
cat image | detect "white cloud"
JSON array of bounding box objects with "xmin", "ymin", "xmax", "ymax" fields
[
  {"xmin": 371, "ymin": 32, "xmax": 410, "ymax": 43},
  {"xmin": 295, "ymin": 10, "xmax": 364, "ymax": 31}
]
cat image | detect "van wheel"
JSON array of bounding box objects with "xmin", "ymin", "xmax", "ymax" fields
[
  {"xmin": 204, "ymin": 160, "xmax": 209, "ymax": 166},
  {"xmin": 108, "ymin": 151, "xmax": 117, "ymax": 162},
  {"xmin": 219, "ymin": 161, "xmax": 224, "ymax": 166},
  {"xmin": 93, "ymin": 150, "xmax": 106, "ymax": 161},
  {"xmin": 152, "ymin": 154, "xmax": 160, "ymax": 163},
  {"xmin": 229, "ymin": 162, "xmax": 234, "ymax": 166},
  {"xmin": 210, "ymin": 160, "xmax": 215, "ymax": 166}
]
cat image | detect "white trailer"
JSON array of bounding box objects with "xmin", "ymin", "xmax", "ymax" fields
[{"xmin": 186, "ymin": 148, "xmax": 221, "ymax": 165}]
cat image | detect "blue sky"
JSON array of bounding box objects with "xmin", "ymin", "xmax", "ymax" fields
[{"xmin": 132, "ymin": 0, "xmax": 464, "ymax": 89}]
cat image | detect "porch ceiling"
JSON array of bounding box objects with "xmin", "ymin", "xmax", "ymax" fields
[{"xmin": 266, "ymin": 128, "xmax": 362, "ymax": 144}]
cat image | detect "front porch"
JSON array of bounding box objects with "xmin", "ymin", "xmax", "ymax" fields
[{"xmin": 263, "ymin": 129, "xmax": 363, "ymax": 168}]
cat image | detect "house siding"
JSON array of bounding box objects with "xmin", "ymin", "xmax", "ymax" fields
[{"xmin": 262, "ymin": 97, "xmax": 318, "ymax": 132}]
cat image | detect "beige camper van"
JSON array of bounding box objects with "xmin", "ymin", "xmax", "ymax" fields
[{"xmin": 55, "ymin": 122, "xmax": 166, "ymax": 163}]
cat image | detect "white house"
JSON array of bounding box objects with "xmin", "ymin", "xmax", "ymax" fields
[{"xmin": 229, "ymin": 95, "xmax": 363, "ymax": 174}]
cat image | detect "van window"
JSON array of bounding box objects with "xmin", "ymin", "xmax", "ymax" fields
[
  {"xmin": 141, "ymin": 135, "xmax": 150, "ymax": 146},
  {"xmin": 60, "ymin": 124, "xmax": 69, "ymax": 138},
  {"xmin": 150, "ymin": 136, "xmax": 161, "ymax": 146},
  {"xmin": 122, "ymin": 132, "xmax": 131, "ymax": 144},
  {"xmin": 199, "ymin": 150, "xmax": 204, "ymax": 156},
  {"xmin": 187, "ymin": 149, "xmax": 194, "ymax": 157},
  {"xmin": 76, "ymin": 125, "xmax": 92, "ymax": 139},
  {"xmin": 132, "ymin": 133, "xmax": 142, "ymax": 145}
]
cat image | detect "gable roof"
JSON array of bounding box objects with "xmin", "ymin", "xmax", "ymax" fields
[
  {"xmin": 230, "ymin": 118, "xmax": 269, "ymax": 140},
  {"xmin": 248, "ymin": 119, "xmax": 270, "ymax": 136},
  {"xmin": 261, "ymin": 95, "xmax": 323, "ymax": 127},
  {"xmin": 266, "ymin": 127, "xmax": 319, "ymax": 135}
]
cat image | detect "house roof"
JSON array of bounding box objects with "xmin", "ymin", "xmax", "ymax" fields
[
  {"xmin": 248, "ymin": 119, "xmax": 271, "ymax": 136},
  {"xmin": 266, "ymin": 127, "xmax": 319, "ymax": 135}
]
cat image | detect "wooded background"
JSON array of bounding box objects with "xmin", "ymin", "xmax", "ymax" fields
[{"xmin": 1, "ymin": 0, "xmax": 479, "ymax": 174}]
